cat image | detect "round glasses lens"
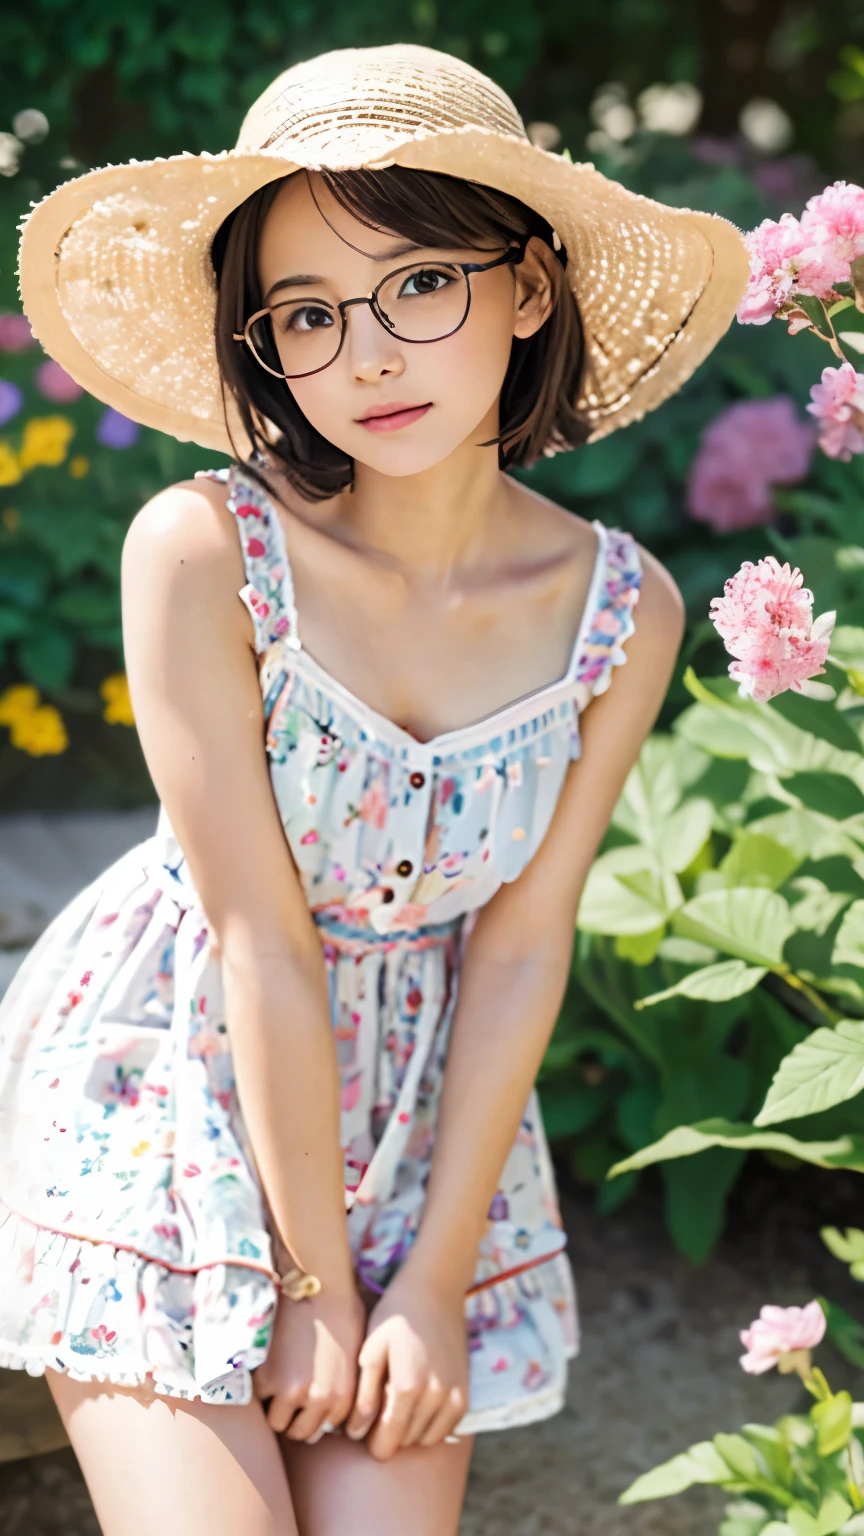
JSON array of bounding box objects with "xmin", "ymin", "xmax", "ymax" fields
[
  {"xmin": 375, "ymin": 263, "xmax": 469, "ymax": 342},
  {"xmin": 249, "ymin": 301, "xmax": 343, "ymax": 378}
]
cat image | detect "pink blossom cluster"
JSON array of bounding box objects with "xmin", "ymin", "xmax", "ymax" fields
[
  {"xmin": 737, "ymin": 180, "xmax": 864, "ymax": 326},
  {"xmin": 710, "ymin": 556, "xmax": 835, "ymax": 703},
  {"xmin": 687, "ymin": 396, "xmax": 815, "ymax": 532},
  {"xmin": 739, "ymin": 1301, "xmax": 826, "ymax": 1374},
  {"xmin": 807, "ymin": 361, "xmax": 864, "ymax": 461}
]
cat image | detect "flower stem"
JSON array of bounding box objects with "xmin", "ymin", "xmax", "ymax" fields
[{"xmin": 778, "ymin": 968, "xmax": 843, "ymax": 1025}]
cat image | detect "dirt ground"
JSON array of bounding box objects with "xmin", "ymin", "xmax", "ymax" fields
[{"xmin": 2, "ymin": 1163, "xmax": 861, "ymax": 1536}]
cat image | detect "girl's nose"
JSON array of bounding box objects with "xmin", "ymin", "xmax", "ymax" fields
[{"xmin": 344, "ymin": 303, "xmax": 405, "ymax": 384}]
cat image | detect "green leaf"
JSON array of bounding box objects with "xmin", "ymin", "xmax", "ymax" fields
[
  {"xmin": 615, "ymin": 926, "xmax": 665, "ymax": 964},
  {"xmin": 720, "ymin": 1500, "xmax": 776, "ymax": 1536},
  {"xmin": 755, "ymin": 1023, "xmax": 864, "ymax": 1126},
  {"xmin": 820, "ymin": 1296, "xmax": 864, "ymax": 1371},
  {"xmin": 714, "ymin": 1433, "xmax": 762, "ymax": 1480},
  {"xmin": 577, "ymin": 846, "xmax": 683, "ymax": 936},
  {"xmin": 832, "ymin": 902, "xmax": 864, "ymax": 968},
  {"xmin": 609, "ymin": 1120, "xmax": 864, "ymax": 1178},
  {"xmin": 829, "ymin": 625, "xmax": 864, "ymax": 672},
  {"xmin": 17, "ymin": 628, "xmax": 76, "ymax": 690},
  {"xmin": 747, "ymin": 809, "xmax": 863, "ymax": 863},
  {"xmin": 664, "ymin": 1149, "xmax": 745, "ymax": 1262},
  {"xmin": 539, "ymin": 1083, "xmax": 608, "ymax": 1140},
  {"xmin": 656, "ymin": 798, "xmax": 714, "ymax": 873},
  {"xmin": 811, "ymin": 1393, "xmax": 852, "ymax": 1457},
  {"xmin": 820, "ymin": 1226, "xmax": 864, "ymax": 1266},
  {"xmin": 637, "ymin": 960, "xmax": 768, "ymax": 1009},
  {"xmin": 619, "ymin": 1440, "xmax": 735, "ymax": 1503},
  {"xmin": 784, "ymin": 773, "xmax": 864, "ymax": 821},
  {"xmin": 720, "ymin": 834, "xmax": 802, "ymax": 891},
  {"xmin": 672, "ymin": 888, "xmax": 795, "ymax": 967}
]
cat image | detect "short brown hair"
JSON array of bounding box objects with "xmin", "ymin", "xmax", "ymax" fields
[{"xmin": 211, "ymin": 166, "xmax": 589, "ymax": 502}]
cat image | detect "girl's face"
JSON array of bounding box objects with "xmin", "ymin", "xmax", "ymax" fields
[{"xmin": 255, "ymin": 172, "xmax": 557, "ymax": 478}]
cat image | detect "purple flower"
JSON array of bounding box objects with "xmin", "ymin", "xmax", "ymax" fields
[
  {"xmin": 35, "ymin": 360, "xmax": 84, "ymax": 403},
  {"xmin": 95, "ymin": 408, "xmax": 140, "ymax": 450},
  {"xmin": 0, "ymin": 379, "xmax": 22, "ymax": 425},
  {"xmin": 0, "ymin": 313, "xmax": 34, "ymax": 353},
  {"xmin": 687, "ymin": 396, "xmax": 816, "ymax": 533}
]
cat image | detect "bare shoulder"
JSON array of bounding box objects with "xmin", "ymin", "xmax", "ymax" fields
[{"xmin": 121, "ymin": 473, "xmax": 247, "ymax": 613}]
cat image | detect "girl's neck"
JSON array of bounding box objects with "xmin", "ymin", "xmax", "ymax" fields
[{"xmin": 265, "ymin": 404, "xmax": 514, "ymax": 587}]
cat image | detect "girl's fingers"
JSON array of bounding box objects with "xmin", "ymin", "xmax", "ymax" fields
[
  {"xmin": 283, "ymin": 1392, "xmax": 338, "ymax": 1444},
  {"xmin": 366, "ymin": 1379, "xmax": 423, "ymax": 1462},
  {"xmin": 265, "ymin": 1389, "xmax": 304, "ymax": 1434},
  {"xmin": 418, "ymin": 1386, "xmax": 467, "ymax": 1448},
  {"xmin": 345, "ymin": 1334, "xmax": 388, "ymax": 1440},
  {"xmin": 401, "ymin": 1381, "xmax": 446, "ymax": 1448}
]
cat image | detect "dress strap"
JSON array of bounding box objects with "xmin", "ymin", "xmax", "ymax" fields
[
  {"xmin": 566, "ymin": 521, "xmax": 641, "ymax": 698},
  {"xmin": 202, "ymin": 462, "xmax": 300, "ymax": 655}
]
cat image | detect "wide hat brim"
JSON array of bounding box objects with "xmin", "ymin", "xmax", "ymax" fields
[{"xmin": 18, "ymin": 52, "xmax": 749, "ymax": 459}]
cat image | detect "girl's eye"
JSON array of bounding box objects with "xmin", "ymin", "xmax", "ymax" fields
[
  {"xmin": 399, "ymin": 268, "xmax": 453, "ymax": 298},
  {"xmin": 278, "ymin": 305, "xmax": 335, "ymax": 334}
]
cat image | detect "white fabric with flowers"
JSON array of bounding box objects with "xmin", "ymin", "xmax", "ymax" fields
[{"xmin": 0, "ymin": 462, "xmax": 640, "ymax": 1432}]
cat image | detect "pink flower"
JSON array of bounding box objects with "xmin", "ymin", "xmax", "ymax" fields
[
  {"xmin": 687, "ymin": 397, "xmax": 815, "ymax": 533},
  {"xmin": 35, "ymin": 360, "xmax": 84, "ymax": 403},
  {"xmin": 736, "ymin": 212, "xmax": 847, "ymax": 326},
  {"xmin": 739, "ymin": 1301, "xmax": 826, "ymax": 1374},
  {"xmin": 0, "ymin": 312, "xmax": 34, "ymax": 352},
  {"xmin": 806, "ymin": 362, "xmax": 864, "ymax": 461},
  {"xmin": 710, "ymin": 556, "xmax": 835, "ymax": 703},
  {"xmin": 800, "ymin": 180, "xmax": 864, "ymax": 267}
]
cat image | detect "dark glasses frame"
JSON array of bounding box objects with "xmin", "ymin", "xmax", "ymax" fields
[{"xmin": 232, "ymin": 239, "xmax": 529, "ymax": 381}]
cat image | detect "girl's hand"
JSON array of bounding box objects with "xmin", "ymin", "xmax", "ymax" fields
[
  {"xmin": 345, "ymin": 1274, "xmax": 469, "ymax": 1460},
  {"xmin": 254, "ymin": 1286, "xmax": 366, "ymax": 1442}
]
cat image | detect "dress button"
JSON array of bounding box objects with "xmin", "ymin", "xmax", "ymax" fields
[
  {"xmin": 409, "ymin": 771, "xmax": 426, "ymax": 789},
  {"xmin": 396, "ymin": 859, "xmax": 413, "ymax": 878},
  {"xmin": 381, "ymin": 888, "xmax": 395, "ymax": 904}
]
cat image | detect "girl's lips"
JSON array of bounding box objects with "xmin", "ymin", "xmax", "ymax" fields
[{"xmin": 356, "ymin": 403, "xmax": 432, "ymax": 433}]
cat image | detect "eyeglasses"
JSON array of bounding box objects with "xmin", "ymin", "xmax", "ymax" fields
[{"xmin": 232, "ymin": 241, "xmax": 528, "ymax": 381}]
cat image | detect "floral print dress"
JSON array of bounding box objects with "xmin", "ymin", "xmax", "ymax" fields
[{"xmin": 0, "ymin": 463, "xmax": 641, "ymax": 1434}]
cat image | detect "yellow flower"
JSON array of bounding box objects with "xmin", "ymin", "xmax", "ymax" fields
[
  {"xmin": 0, "ymin": 442, "xmax": 21, "ymax": 486},
  {"xmin": 9, "ymin": 703, "xmax": 68, "ymax": 756},
  {"xmin": 18, "ymin": 415, "xmax": 76, "ymax": 472},
  {"xmin": 1, "ymin": 506, "xmax": 20, "ymax": 533},
  {"xmin": 0, "ymin": 683, "xmax": 40, "ymax": 725},
  {"xmin": 69, "ymin": 454, "xmax": 90, "ymax": 479},
  {"xmin": 100, "ymin": 672, "xmax": 135, "ymax": 726}
]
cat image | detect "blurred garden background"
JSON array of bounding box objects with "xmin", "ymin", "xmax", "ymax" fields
[{"xmin": 3, "ymin": 0, "xmax": 864, "ymax": 1281}]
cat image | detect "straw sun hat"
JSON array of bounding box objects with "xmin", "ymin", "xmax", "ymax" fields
[{"xmin": 17, "ymin": 43, "xmax": 749, "ymax": 457}]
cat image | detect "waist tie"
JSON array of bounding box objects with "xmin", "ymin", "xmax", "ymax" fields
[{"xmin": 314, "ymin": 914, "xmax": 462, "ymax": 958}]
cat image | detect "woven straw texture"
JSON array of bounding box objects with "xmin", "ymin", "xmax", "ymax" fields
[{"xmin": 18, "ymin": 44, "xmax": 750, "ymax": 455}]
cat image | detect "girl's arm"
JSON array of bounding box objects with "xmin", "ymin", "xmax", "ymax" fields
[
  {"xmin": 122, "ymin": 479, "xmax": 363, "ymax": 1440},
  {"xmin": 347, "ymin": 551, "xmax": 685, "ymax": 1458}
]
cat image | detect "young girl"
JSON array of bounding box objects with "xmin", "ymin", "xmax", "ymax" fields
[{"xmin": 2, "ymin": 43, "xmax": 747, "ymax": 1536}]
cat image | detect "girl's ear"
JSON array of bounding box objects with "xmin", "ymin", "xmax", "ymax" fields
[{"xmin": 512, "ymin": 236, "xmax": 559, "ymax": 340}]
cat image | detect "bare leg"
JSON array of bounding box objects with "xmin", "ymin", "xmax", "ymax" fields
[
  {"xmin": 282, "ymin": 1432, "xmax": 474, "ymax": 1536},
  {"xmin": 47, "ymin": 1370, "xmax": 300, "ymax": 1536}
]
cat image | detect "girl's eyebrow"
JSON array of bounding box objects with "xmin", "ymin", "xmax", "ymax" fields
[{"xmin": 262, "ymin": 239, "xmax": 449, "ymax": 304}]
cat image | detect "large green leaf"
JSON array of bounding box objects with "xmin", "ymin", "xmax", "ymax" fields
[
  {"xmin": 577, "ymin": 846, "xmax": 683, "ymax": 936},
  {"xmin": 745, "ymin": 809, "xmax": 863, "ymax": 862},
  {"xmin": 656, "ymin": 798, "xmax": 714, "ymax": 873},
  {"xmin": 609, "ymin": 1119, "xmax": 864, "ymax": 1178},
  {"xmin": 720, "ymin": 834, "xmax": 802, "ymax": 891},
  {"xmin": 678, "ymin": 672, "xmax": 864, "ymax": 787},
  {"xmin": 755, "ymin": 1023, "xmax": 864, "ymax": 1126},
  {"xmin": 638, "ymin": 960, "xmax": 767, "ymax": 1009},
  {"xmin": 832, "ymin": 902, "xmax": 864, "ymax": 968},
  {"xmin": 784, "ymin": 772, "xmax": 864, "ymax": 821},
  {"xmin": 672, "ymin": 889, "xmax": 794, "ymax": 968},
  {"xmin": 619, "ymin": 1440, "xmax": 735, "ymax": 1504},
  {"xmin": 663, "ymin": 1148, "xmax": 745, "ymax": 1263}
]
